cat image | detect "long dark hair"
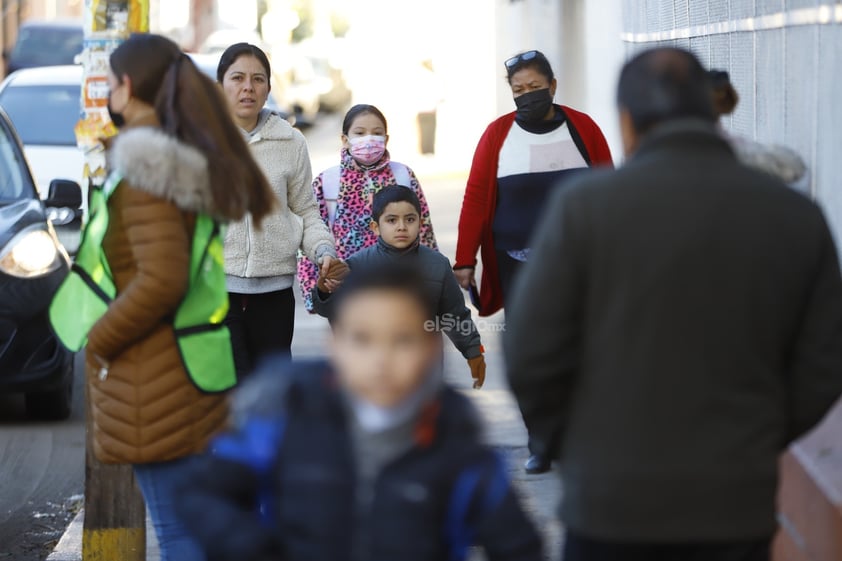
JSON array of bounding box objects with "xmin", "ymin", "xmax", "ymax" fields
[
  {"xmin": 109, "ymin": 34, "xmax": 275, "ymax": 226},
  {"xmin": 342, "ymin": 104, "xmax": 388, "ymax": 135},
  {"xmin": 217, "ymin": 43, "xmax": 271, "ymax": 86}
]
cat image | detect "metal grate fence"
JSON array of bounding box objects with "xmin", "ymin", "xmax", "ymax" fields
[{"xmin": 621, "ymin": 2, "xmax": 842, "ymax": 246}]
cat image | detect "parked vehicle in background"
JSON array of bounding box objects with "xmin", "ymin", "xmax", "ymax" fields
[
  {"xmin": 281, "ymin": 52, "xmax": 322, "ymax": 127},
  {"xmin": 0, "ymin": 107, "xmax": 80, "ymax": 420},
  {"xmin": 0, "ymin": 65, "xmax": 85, "ymax": 253},
  {"xmin": 188, "ymin": 53, "xmax": 293, "ymax": 124},
  {"xmin": 294, "ymin": 39, "xmax": 353, "ymax": 113},
  {"xmin": 310, "ymin": 54, "xmax": 352, "ymax": 113},
  {"xmin": 196, "ymin": 28, "xmax": 323, "ymax": 127},
  {"xmin": 3, "ymin": 20, "xmax": 83, "ymax": 77}
]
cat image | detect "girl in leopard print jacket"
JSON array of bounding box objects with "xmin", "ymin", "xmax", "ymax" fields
[{"xmin": 298, "ymin": 104, "xmax": 438, "ymax": 311}]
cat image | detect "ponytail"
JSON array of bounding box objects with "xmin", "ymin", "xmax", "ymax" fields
[
  {"xmin": 154, "ymin": 54, "xmax": 276, "ymax": 227},
  {"xmin": 110, "ymin": 34, "xmax": 275, "ymax": 227}
]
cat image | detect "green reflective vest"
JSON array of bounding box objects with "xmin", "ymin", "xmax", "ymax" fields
[{"xmin": 49, "ymin": 172, "xmax": 236, "ymax": 394}]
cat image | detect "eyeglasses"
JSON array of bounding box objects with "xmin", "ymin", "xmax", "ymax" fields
[{"xmin": 505, "ymin": 50, "xmax": 540, "ymax": 69}]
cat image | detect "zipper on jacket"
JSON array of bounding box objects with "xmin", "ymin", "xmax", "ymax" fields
[{"xmin": 365, "ymin": 170, "xmax": 376, "ymax": 194}]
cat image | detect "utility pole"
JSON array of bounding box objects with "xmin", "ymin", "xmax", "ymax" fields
[
  {"xmin": 76, "ymin": 2, "xmax": 150, "ymax": 559},
  {"xmin": 82, "ymin": 415, "xmax": 146, "ymax": 561}
]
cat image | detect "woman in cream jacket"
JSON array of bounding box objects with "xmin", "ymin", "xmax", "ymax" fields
[{"xmin": 217, "ymin": 42, "xmax": 342, "ymax": 375}]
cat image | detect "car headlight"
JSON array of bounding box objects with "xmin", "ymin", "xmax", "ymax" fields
[{"xmin": 0, "ymin": 228, "xmax": 61, "ymax": 278}]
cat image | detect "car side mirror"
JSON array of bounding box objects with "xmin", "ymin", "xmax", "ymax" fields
[{"xmin": 45, "ymin": 179, "xmax": 82, "ymax": 209}]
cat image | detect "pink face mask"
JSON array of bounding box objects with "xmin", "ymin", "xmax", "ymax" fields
[{"xmin": 349, "ymin": 135, "xmax": 387, "ymax": 166}]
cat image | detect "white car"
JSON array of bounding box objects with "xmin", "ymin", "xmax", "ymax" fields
[{"xmin": 0, "ymin": 65, "xmax": 86, "ymax": 252}]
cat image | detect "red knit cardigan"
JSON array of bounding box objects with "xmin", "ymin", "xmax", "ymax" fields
[{"xmin": 454, "ymin": 107, "xmax": 614, "ymax": 316}]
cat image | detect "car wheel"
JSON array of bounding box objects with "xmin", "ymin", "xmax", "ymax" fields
[{"xmin": 25, "ymin": 355, "xmax": 73, "ymax": 421}]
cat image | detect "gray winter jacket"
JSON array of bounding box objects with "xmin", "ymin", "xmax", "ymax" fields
[{"xmin": 313, "ymin": 239, "xmax": 483, "ymax": 359}]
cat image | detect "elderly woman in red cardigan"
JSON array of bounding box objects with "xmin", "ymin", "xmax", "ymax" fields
[{"xmin": 454, "ymin": 50, "xmax": 613, "ymax": 475}]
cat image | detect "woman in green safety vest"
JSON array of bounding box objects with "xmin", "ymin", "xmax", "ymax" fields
[{"xmin": 57, "ymin": 34, "xmax": 275, "ymax": 561}]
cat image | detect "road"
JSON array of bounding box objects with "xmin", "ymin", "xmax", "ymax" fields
[{"xmin": 0, "ymin": 353, "xmax": 85, "ymax": 560}]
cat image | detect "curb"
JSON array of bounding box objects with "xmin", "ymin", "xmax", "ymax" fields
[{"xmin": 46, "ymin": 509, "xmax": 83, "ymax": 561}]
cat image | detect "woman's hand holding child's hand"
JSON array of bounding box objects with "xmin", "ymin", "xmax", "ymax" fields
[{"xmin": 318, "ymin": 256, "xmax": 350, "ymax": 293}]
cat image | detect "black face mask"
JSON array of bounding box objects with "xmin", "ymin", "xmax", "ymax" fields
[
  {"xmin": 107, "ymin": 95, "xmax": 125, "ymax": 129},
  {"xmin": 514, "ymin": 88, "xmax": 554, "ymax": 123}
]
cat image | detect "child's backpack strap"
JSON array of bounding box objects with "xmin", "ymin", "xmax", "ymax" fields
[
  {"xmin": 323, "ymin": 162, "xmax": 410, "ymax": 225},
  {"xmin": 389, "ymin": 161, "xmax": 412, "ymax": 188},
  {"xmin": 444, "ymin": 453, "xmax": 510, "ymax": 561},
  {"xmin": 322, "ymin": 165, "xmax": 342, "ymax": 226}
]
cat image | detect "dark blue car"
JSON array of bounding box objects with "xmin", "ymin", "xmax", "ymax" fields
[
  {"xmin": 3, "ymin": 20, "xmax": 83, "ymax": 77},
  {"xmin": 0, "ymin": 106, "xmax": 81, "ymax": 419}
]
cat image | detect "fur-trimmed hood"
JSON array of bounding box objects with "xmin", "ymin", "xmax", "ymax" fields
[{"xmin": 109, "ymin": 127, "xmax": 214, "ymax": 214}]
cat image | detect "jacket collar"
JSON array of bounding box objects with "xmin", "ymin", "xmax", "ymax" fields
[
  {"xmin": 633, "ymin": 118, "xmax": 734, "ymax": 161},
  {"xmin": 245, "ymin": 110, "xmax": 295, "ymax": 143},
  {"xmin": 376, "ymin": 236, "xmax": 420, "ymax": 257},
  {"xmin": 108, "ymin": 120, "xmax": 214, "ymax": 215}
]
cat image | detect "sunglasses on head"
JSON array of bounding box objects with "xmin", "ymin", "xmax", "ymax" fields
[{"xmin": 505, "ymin": 50, "xmax": 541, "ymax": 69}]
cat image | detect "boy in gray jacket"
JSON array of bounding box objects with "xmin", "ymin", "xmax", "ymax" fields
[{"xmin": 314, "ymin": 186, "xmax": 486, "ymax": 388}]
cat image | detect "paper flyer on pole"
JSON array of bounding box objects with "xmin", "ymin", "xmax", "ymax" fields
[{"xmin": 75, "ymin": 0, "xmax": 149, "ymax": 186}]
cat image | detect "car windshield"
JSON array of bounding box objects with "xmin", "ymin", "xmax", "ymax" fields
[
  {"xmin": 0, "ymin": 127, "xmax": 29, "ymax": 201},
  {"xmin": 11, "ymin": 27, "xmax": 83, "ymax": 66},
  {"xmin": 0, "ymin": 85, "xmax": 80, "ymax": 146}
]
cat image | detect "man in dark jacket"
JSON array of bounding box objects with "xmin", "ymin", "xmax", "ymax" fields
[{"xmin": 504, "ymin": 47, "xmax": 842, "ymax": 561}]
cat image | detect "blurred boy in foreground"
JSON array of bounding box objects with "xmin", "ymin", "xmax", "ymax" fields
[{"xmin": 176, "ymin": 266, "xmax": 543, "ymax": 561}]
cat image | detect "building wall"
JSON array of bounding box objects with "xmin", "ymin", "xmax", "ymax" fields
[
  {"xmin": 621, "ymin": 0, "xmax": 842, "ymax": 248},
  {"xmin": 490, "ymin": 0, "xmax": 842, "ymax": 244},
  {"xmin": 344, "ymin": 0, "xmax": 498, "ymax": 169},
  {"xmin": 493, "ymin": 0, "xmax": 626, "ymax": 163},
  {"xmin": 0, "ymin": 0, "xmax": 24, "ymax": 76}
]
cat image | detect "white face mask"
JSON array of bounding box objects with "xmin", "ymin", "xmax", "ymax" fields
[{"xmin": 348, "ymin": 135, "xmax": 387, "ymax": 165}]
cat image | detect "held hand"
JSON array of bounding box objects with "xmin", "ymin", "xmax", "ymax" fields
[
  {"xmin": 454, "ymin": 267, "xmax": 476, "ymax": 290},
  {"xmin": 319, "ymin": 277, "xmax": 343, "ymax": 293},
  {"xmin": 467, "ymin": 355, "xmax": 486, "ymax": 389},
  {"xmin": 317, "ymin": 256, "xmax": 349, "ymax": 293},
  {"xmin": 320, "ymin": 256, "xmax": 350, "ymax": 280},
  {"xmin": 318, "ymin": 255, "xmax": 335, "ymax": 279}
]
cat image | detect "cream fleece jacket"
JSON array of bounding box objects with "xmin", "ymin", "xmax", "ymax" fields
[{"xmin": 224, "ymin": 112, "xmax": 335, "ymax": 284}]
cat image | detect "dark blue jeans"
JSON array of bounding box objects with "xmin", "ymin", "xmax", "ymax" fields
[{"xmin": 134, "ymin": 457, "xmax": 206, "ymax": 561}]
